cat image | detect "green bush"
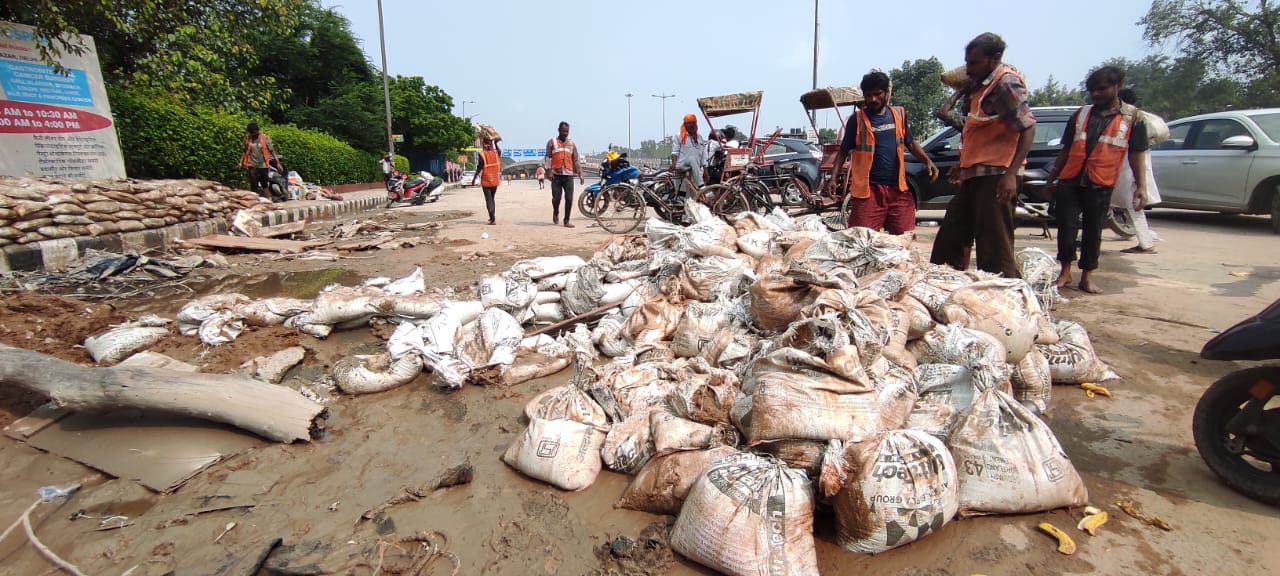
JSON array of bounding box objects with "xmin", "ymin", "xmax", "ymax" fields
[
  {"xmin": 110, "ymin": 87, "xmax": 381, "ymax": 187},
  {"xmin": 394, "ymin": 154, "xmax": 409, "ymax": 173}
]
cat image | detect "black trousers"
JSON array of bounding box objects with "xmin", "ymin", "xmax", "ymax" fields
[
  {"xmin": 1055, "ymin": 182, "xmax": 1111, "ymax": 270},
  {"xmin": 248, "ymin": 167, "xmax": 269, "ymax": 194},
  {"xmin": 550, "ymin": 175, "xmax": 574, "ymax": 221},
  {"xmin": 929, "ymin": 175, "xmax": 1021, "ymax": 278},
  {"xmin": 482, "ymin": 186, "xmax": 497, "ymax": 222}
]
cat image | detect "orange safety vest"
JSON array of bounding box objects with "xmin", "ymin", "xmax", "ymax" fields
[
  {"xmin": 240, "ymin": 133, "xmax": 270, "ymax": 168},
  {"xmin": 547, "ymin": 137, "xmax": 576, "ymax": 173},
  {"xmin": 1057, "ymin": 103, "xmax": 1137, "ymax": 188},
  {"xmin": 480, "ymin": 149, "xmax": 501, "ymax": 187},
  {"xmin": 845, "ymin": 105, "xmax": 908, "ymax": 199},
  {"xmin": 959, "ymin": 64, "xmax": 1024, "ymax": 170}
]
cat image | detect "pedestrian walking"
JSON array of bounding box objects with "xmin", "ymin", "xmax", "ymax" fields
[
  {"xmin": 239, "ymin": 123, "xmax": 277, "ymax": 195},
  {"xmin": 1044, "ymin": 66, "xmax": 1149, "ymax": 294},
  {"xmin": 535, "ymin": 165, "xmax": 545, "ymax": 189},
  {"xmin": 1113, "ymin": 88, "xmax": 1165, "ymax": 254},
  {"xmin": 472, "ymin": 138, "xmax": 502, "ymax": 225},
  {"xmin": 832, "ymin": 70, "xmax": 939, "ymax": 234},
  {"xmin": 928, "ymin": 32, "xmax": 1037, "ymax": 278},
  {"xmin": 544, "ymin": 121, "xmax": 584, "ymax": 227}
]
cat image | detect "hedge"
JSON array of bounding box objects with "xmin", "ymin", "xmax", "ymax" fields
[{"xmin": 109, "ymin": 88, "xmax": 382, "ymax": 187}]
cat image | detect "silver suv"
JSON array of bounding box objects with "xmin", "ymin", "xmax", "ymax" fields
[{"xmin": 1151, "ymin": 108, "xmax": 1280, "ymax": 233}]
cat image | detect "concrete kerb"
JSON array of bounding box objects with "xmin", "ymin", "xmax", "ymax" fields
[{"xmin": 0, "ymin": 184, "xmax": 456, "ymax": 273}]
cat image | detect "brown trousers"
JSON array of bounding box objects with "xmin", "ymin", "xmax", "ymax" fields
[{"xmin": 928, "ymin": 175, "xmax": 1021, "ymax": 278}]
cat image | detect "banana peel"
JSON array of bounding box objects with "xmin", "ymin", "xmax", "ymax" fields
[
  {"xmin": 1037, "ymin": 522, "xmax": 1076, "ymax": 555},
  {"xmin": 1117, "ymin": 499, "xmax": 1174, "ymax": 531},
  {"xmin": 1077, "ymin": 506, "xmax": 1108, "ymax": 535},
  {"xmin": 1081, "ymin": 383, "xmax": 1112, "ymax": 398}
]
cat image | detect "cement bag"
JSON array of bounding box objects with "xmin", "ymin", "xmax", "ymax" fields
[
  {"xmin": 793, "ymin": 214, "xmax": 829, "ymax": 232},
  {"xmin": 561, "ymin": 264, "xmax": 607, "ymax": 317},
  {"xmin": 683, "ymin": 199, "xmax": 739, "ymax": 258},
  {"xmin": 502, "ymin": 417, "xmax": 606, "ymax": 491},
  {"xmin": 605, "ymin": 363, "xmax": 676, "ymax": 416},
  {"xmin": 947, "ymin": 387, "xmax": 1088, "ymax": 516},
  {"xmin": 176, "ymin": 293, "xmax": 249, "ymax": 334},
  {"xmin": 592, "ymin": 313, "xmax": 632, "ymax": 358},
  {"xmin": 499, "ymin": 339, "xmax": 573, "ymax": 386},
  {"xmin": 859, "ymin": 267, "xmax": 914, "ymax": 301},
  {"xmin": 238, "ymin": 297, "xmax": 310, "ymax": 326},
  {"xmin": 333, "ymin": 352, "xmax": 424, "ymax": 395},
  {"xmin": 511, "ymin": 255, "xmax": 586, "ymax": 280},
  {"xmin": 311, "ymin": 286, "xmax": 386, "ymax": 324},
  {"xmin": 621, "ymin": 296, "xmax": 683, "ymax": 344},
  {"xmin": 748, "ymin": 273, "xmax": 823, "ymax": 333},
  {"xmin": 536, "ymin": 273, "xmax": 570, "ymax": 292},
  {"xmin": 913, "ymin": 324, "xmax": 1011, "ymax": 391},
  {"xmin": 617, "ymin": 446, "xmax": 737, "ymax": 515},
  {"xmin": 871, "ymin": 359, "xmax": 918, "ymax": 430},
  {"xmin": 742, "ymin": 347, "xmax": 882, "ymax": 444},
  {"xmin": 198, "ymin": 311, "xmax": 245, "ymax": 345},
  {"xmin": 1011, "ymin": 347, "xmax": 1052, "ymax": 414},
  {"xmin": 602, "ymin": 407, "xmax": 656, "ymax": 473},
  {"xmin": 679, "ymin": 256, "xmax": 749, "ymax": 302},
  {"xmin": 478, "ymin": 271, "xmax": 537, "ymax": 312},
  {"xmin": 666, "ymin": 362, "xmax": 741, "ymax": 425},
  {"xmin": 382, "ymin": 293, "xmax": 446, "ymax": 319},
  {"xmin": 736, "ymin": 230, "xmax": 777, "ymax": 259},
  {"xmin": 801, "ymin": 289, "xmax": 893, "ymax": 369},
  {"xmin": 802, "ymin": 227, "xmax": 913, "ymax": 277},
  {"xmin": 1016, "ymin": 247, "xmax": 1062, "ymax": 311},
  {"xmin": 524, "ymin": 384, "xmax": 608, "ymax": 428},
  {"xmin": 902, "ymin": 296, "xmax": 936, "ymax": 340},
  {"xmin": 906, "ymin": 265, "xmax": 974, "ymax": 319},
  {"xmin": 670, "ymin": 451, "xmax": 818, "ymax": 576},
  {"xmin": 84, "ymin": 325, "xmax": 169, "ymax": 363},
  {"xmin": 906, "ymin": 364, "xmax": 977, "ymax": 441},
  {"xmin": 651, "ymin": 409, "xmax": 722, "ymax": 456},
  {"xmin": 883, "ymin": 303, "xmax": 915, "ymax": 369},
  {"xmin": 671, "ymin": 298, "xmax": 733, "ymax": 359},
  {"xmin": 599, "ymin": 234, "xmax": 650, "ymax": 264},
  {"xmin": 753, "ymin": 439, "xmax": 826, "ymax": 478},
  {"xmin": 941, "ymin": 279, "xmax": 1043, "ymax": 363},
  {"xmin": 457, "ymin": 308, "xmax": 524, "ymax": 383},
  {"xmin": 1036, "ymin": 320, "xmax": 1119, "ymax": 384},
  {"xmin": 533, "ymin": 302, "xmax": 565, "ymax": 323},
  {"xmin": 835, "ymin": 430, "xmax": 959, "ymax": 554},
  {"xmin": 600, "ymin": 279, "xmax": 640, "ymax": 308},
  {"xmin": 773, "ymin": 315, "xmax": 875, "ymax": 387}
]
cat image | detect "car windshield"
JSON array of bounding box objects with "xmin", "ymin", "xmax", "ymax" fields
[{"xmin": 1249, "ymin": 113, "xmax": 1280, "ymax": 141}]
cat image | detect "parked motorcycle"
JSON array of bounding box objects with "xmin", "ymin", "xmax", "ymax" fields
[
  {"xmin": 265, "ymin": 155, "xmax": 291, "ymax": 202},
  {"xmin": 1195, "ymin": 298, "xmax": 1280, "ymax": 506},
  {"xmin": 579, "ymin": 154, "xmax": 641, "ymax": 218},
  {"xmin": 386, "ymin": 170, "xmax": 443, "ymax": 208}
]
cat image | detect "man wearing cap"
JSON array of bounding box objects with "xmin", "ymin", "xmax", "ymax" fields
[{"xmin": 670, "ymin": 114, "xmax": 706, "ymax": 193}]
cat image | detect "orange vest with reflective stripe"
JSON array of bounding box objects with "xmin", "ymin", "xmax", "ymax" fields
[
  {"xmin": 846, "ymin": 105, "xmax": 908, "ymax": 199},
  {"xmin": 959, "ymin": 64, "xmax": 1024, "ymax": 170},
  {"xmin": 548, "ymin": 137, "xmax": 576, "ymax": 173},
  {"xmin": 1058, "ymin": 103, "xmax": 1137, "ymax": 188},
  {"xmin": 240, "ymin": 133, "xmax": 270, "ymax": 168},
  {"xmin": 480, "ymin": 149, "xmax": 501, "ymax": 187}
]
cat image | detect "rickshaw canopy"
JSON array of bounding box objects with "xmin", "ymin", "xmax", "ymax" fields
[
  {"xmin": 799, "ymin": 86, "xmax": 863, "ymax": 111},
  {"xmin": 696, "ymin": 91, "xmax": 763, "ymax": 118}
]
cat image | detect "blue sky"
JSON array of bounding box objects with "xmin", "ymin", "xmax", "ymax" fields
[{"xmin": 325, "ymin": 0, "xmax": 1160, "ymax": 153}]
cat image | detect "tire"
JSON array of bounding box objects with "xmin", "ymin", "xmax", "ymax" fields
[
  {"xmin": 1192, "ymin": 366, "xmax": 1280, "ymax": 506},
  {"xmin": 594, "ymin": 184, "xmax": 645, "ymax": 234},
  {"xmin": 837, "ymin": 192, "xmax": 855, "ymax": 230},
  {"xmin": 780, "ymin": 175, "xmax": 809, "ymax": 206},
  {"xmin": 269, "ymin": 182, "xmax": 289, "ymax": 203},
  {"xmin": 579, "ymin": 188, "xmax": 598, "ymax": 218},
  {"xmin": 703, "ymin": 184, "xmax": 750, "ymax": 219},
  {"xmin": 1107, "ymin": 207, "xmax": 1137, "ymax": 238},
  {"xmin": 385, "ymin": 197, "xmax": 396, "ymax": 209}
]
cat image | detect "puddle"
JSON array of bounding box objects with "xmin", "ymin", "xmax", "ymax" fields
[{"xmin": 1210, "ymin": 265, "xmax": 1280, "ymax": 298}]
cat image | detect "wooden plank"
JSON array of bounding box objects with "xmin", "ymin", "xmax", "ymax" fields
[
  {"xmin": 183, "ymin": 235, "xmax": 329, "ymax": 253},
  {"xmin": 255, "ymin": 221, "xmax": 307, "ymax": 238}
]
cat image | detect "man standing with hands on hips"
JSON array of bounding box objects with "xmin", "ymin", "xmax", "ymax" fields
[
  {"xmin": 929, "ymin": 32, "xmax": 1036, "ymax": 279},
  {"xmin": 545, "ymin": 121, "xmax": 585, "ymax": 227}
]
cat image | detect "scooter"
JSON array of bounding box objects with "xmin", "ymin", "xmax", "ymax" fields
[
  {"xmin": 265, "ymin": 155, "xmax": 292, "ymax": 202},
  {"xmin": 386, "ymin": 170, "xmax": 443, "ymax": 208},
  {"xmin": 1195, "ymin": 297, "xmax": 1280, "ymax": 506},
  {"xmin": 579, "ymin": 154, "xmax": 641, "ymax": 218}
]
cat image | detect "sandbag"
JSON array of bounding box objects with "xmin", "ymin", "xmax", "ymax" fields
[
  {"xmin": 382, "ymin": 293, "xmax": 446, "ymax": 319},
  {"xmin": 616, "ymin": 446, "xmax": 737, "ymax": 515},
  {"xmin": 1036, "ymin": 320, "xmax": 1119, "ymax": 384},
  {"xmin": 883, "ymin": 303, "xmax": 916, "ymax": 369},
  {"xmin": 871, "ymin": 359, "xmax": 917, "ymax": 431},
  {"xmin": 536, "ymin": 273, "xmax": 570, "ymax": 292},
  {"xmin": 502, "ymin": 417, "xmax": 606, "ymax": 491},
  {"xmin": 238, "ymin": 297, "xmax": 310, "ymax": 326},
  {"xmin": 670, "ymin": 451, "xmax": 818, "ymax": 576},
  {"xmin": 912, "ymin": 324, "xmax": 1011, "ymax": 391},
  {"xmin": 902, "ymin": 296, "xmax": 936, "ymax": 340},
  {"xmin": 478, "ymin": 271, "xmax": 537, "ymax": 312},
  {"xmin": 947, "ymin": 387, "xmax": 1088, "ymax": 516},
  {"xmin": 83, "ymin": 325, "xmax": 169, "ymax": 364},
  {"xmin": 523, "ymin": 384, "xmax": 608, "ymax": 428},
  {"xmin": 835, "ymin": 430, "xmax": 959, "ymax": 554},
  {"xmin": 905, "ymin": 364, "xmax": 977, "ymax": 441},
  {"xmin": 592, "ymin": 313, "xmax": 632, "ymax": 358},
  {"xmin": 800, "ymin": 289, "xmax": 893, "ymax": 369},
  {"xmin": 748, "ymin": 273, "xmax": 823, "ymax": 333},
  {"xmin": 333, "ymin": 352, "xmax": 424, "ymax": 395},
  {"xmin": 561, "ymin": 264, "xmax": 607, "ymax": 317},
  {"xmin": 1017, "ymin": 247, "xmax": 1062, "ymax": 312},
  {"xmin": 311, "ymin": 286, "xmax": 386, "ymax": 324},
  {"xmin": 601, "ymin": 407, "xmax": 656, "ymax": 474},
  {"xmin": 1011, "ymin": 347, "xmax": 1052, "ymax": 414},
  {"xmin": 906, "ymin": 265, "xmax": 974, "ymax": 319},
  {"xmin": 735, "ymin": 230, "xmax": 777, "ymax": 259},
  {"xmin": 533, "ymin": 302, "xmax": 566, "ymax": 323},
  {"xmin": 741, "ymin": 347, "xmax": 882, "ymax": 444},
  {"xmin": 499, "ymin": 340, "xmax": 573, "ymax": 386},
  {"xmin": 670, "ymin": 298, "xmax": 733, "ymax": 359},
  {"xmin": 801, "ymin": 227, "xmax": 913, "ymax": 277},
  {"xmin": 197, "ymin": 311, "xmax": 245, "ymax": 345},
  {"xmin": 678, "ymin": 255, "xmax": 750, "ymax": 302},
  {"xmin": 650, "ymin": 409, "xmax": 720, "ymax": 456},
  {"xmin": 457, "ymin": 308, "xmax": 524, "ymax": 383},
  {"xmin": 620, "ymin": 296, "xmax": 682, "ymax": 344},
  {"xmin": 752, "ymin": 439, "xmax": 826, "ymax": 478},
  {"xmin": 511, "ymin": 255, "xmax": 585, "ymax": 279},
  {"xmin": 941, "ymin": 279, "xmax": 1044, "ymax": 363}
]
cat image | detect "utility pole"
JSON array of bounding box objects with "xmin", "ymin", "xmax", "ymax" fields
[
  {"xmin": 811, "ymin": 0, "xmax": 819, "ymax": 129},
  {"xmin": 377, "ymin": 0, "xmax": 394, "ymax": 156},
  {"xmin": 460, "ymin": 100, "xmax": 475, "ymax": 120},
  {"xmin": 651, "ymin": 93, "xmax": 675, "ymax": 146},
  {"xmin": 625, "ymin": 93, "xmax": 633, "ymax": 150}
]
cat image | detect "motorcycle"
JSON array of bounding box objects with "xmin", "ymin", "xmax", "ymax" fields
[
  {"xmin": 385, "ymin": 170, "xmax": 443, "ymax": 208},
  {"xmin": 579, "ymin": 154, "xmax": 641, "ymax": 218},
  {"xmin": 265, "ymin": 154, "xmax": 292, "ymax": 203},
  {"xmin": 1195, "ymin": 298, "xmax": 1280, "ymax": 506}
]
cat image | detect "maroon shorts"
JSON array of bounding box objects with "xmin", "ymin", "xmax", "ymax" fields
[{"xmin": 846, "ymin": 182, "xmax": 916, "ymax": 234}]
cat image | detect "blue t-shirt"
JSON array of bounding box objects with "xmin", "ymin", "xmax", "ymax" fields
[{"xmin": 841, "ymin": 107, "xmax": 915, "ymax": 185}]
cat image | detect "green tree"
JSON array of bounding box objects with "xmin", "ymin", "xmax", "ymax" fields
[
  {"xmin": 1028, "ymin": 76, "xmax": 1084, "ymax": 107},
  {"xmin": 818, "ymin": 127, "xmax": 838, "ymax": 144},
  {"xmin": 888, "ymin": 57, "xmax": 949, "ymax": 139},
  {"xmin": 1087, "ymin": 55, "xmax": 1244, "ymax": 119},
  {"xmin": 390, "ymin": 76, "xmax": 474, "ymax": 159},
  {"xmin": 1141, "ymin": 0, "xmax": 1280, "ymax": 79}
]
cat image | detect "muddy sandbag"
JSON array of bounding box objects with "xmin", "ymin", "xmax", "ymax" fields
[
  {"xmin": 333, "ymin": 352, "xmax": 424, "ymax": 395},
  {"xmin": 511, "ymin": 255, "xmax": 586, "ymax": 280},
  {"xmin": 905, "ymin": 364, "xmax": 977, "ymax": 441},
  {"xmin": 502, "ymin": 417, "xmax": 606, "ymax": 491},
  {"xmin": 617, "ymin": 446, "xmax": 737, "ymax": 515},
  {"xmin": 741, "ymin": 347, "xmax": 882, "ymax": 444},
  {"xmin": 883, "ymin": 303, "xmax": 915, "ymax": 369},
  {"xmin": 592, "ymin": 313, "xmax": 632, "ymax": 358},
  {"xmin": 748, "ymin": 273, "xmax": 823, "ymax": 333},
  {"xmin": 678, "ymin": 255, "xmax": 750, "ymax": 302},
  {"xmin": 309, "ymin": 286, "xmax": 386, "ymax": 325},
  {"xmin": 499, "ymin": 338, "xmax": 573, "ymax": 386},
  {"xmin": 382, "ymin": 293, "xmax": 446, "ymax": 319},
  {"xmin": 1036, "ymin": 320, "xmax": 1119, "ymax": 384},
  {"xmin": 524, "ymin": 384, "xmax": 608, "ymax": 428},
  {"xmin": 752, "ymin": 439, "xmax": 826, "ymax": 478},
  {"xmin": 666, "ymin": 361, "xmax": 741, "ymax": 425},
  {"xmin": 1017, "ymin": 247, "xmax": 1062, "ymax": 311},
  {"xmin": 1011, "ymin": 347, "xmax": 1052, "ymax": 414},
  {"xmin": 871, "ymin": 359, "xmax": 917, "ymax": 430},
  {"xmin": 478, "ymin": 271, "xmax": 537, "ymax": 312},
  {"xmin": 802, "ymin": 227, "xmax": 913, "ymax": 277},
  {"xmin": 457, "ymin": 308, "xmax": 524, "ymax": 383},
  {"xmin": 801, "ymin": 289, "xmax": 893, "ymax": 369},
  {"xmin": 835, "ymin": 430, "xmax": 960, "ymax": 554},
  {"xmin": 735, "ymin": 230, "xmax": 777, "ymax": 259},
  {"xmin": 601, "ymin": 407, "xmax": 656, "ymax": 474},
  {"xmin": 682, "ymin": 199, "xmax": 739, "ymax": 258},
  {"xmin": 670, "ymin": 298, "xmax": 733, "ymax": 359},
  {"xmin": 84, "ymin": 324, "xmax": 169, "ymax": 364},
  {"xmin": 238, "ymin": 297, "xmax": 311, "ymax": 326},
  {"xmin": 621, "ymin": 295, "xmax": 683, "ymax": 345},
  {"xmin": 198, "ymin": 311, "xmax": 245, "ymax": 345},
  {"xmin": 906, "ymin": 265, "xmax": 974, "ymax": 319},
  {"xmin": 670, "ymin": 451, "xmax": 818, "ymax": 576},
  {"xmin": 912, "ymin": 325, "xmax": 1011, "ymax": 391},
  {"xmin": 176, "ymin": 293, "xmax": 249, "ymax": 334},
  {"xmin": 535, "ymin": 273, "xmax": 570, "ymax": 292},
  {"xmin": 651, "ymin": 409, "xmax": 721, "ymax": 456},
  {"xmin": 605, "ymin": 363, "xmax": 676, "ymax": 416},
  {"xmin": 560, "ymin": 263, "xmax": 607, "ymax": 317},
  {"xmin": 533, "ymin": 302, "xmax": 565, "ymax": 324},
  {"xmin": 941, "ymin": 279, "xmax": 1044, "ymax": 363},
  {"xmin": 947, "ymin": 386, "xmax": 1088, "ymax": 516},
  {"xmin": 902, "ymin": 296, "xmax": 936, "ymax": 340}
]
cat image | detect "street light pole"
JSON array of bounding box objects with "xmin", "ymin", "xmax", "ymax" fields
[
  {"xmin": 651, "ymin": 93, "xmax": 675, "ymax": 145},
  {"xmin": 810, "ymin": 0, "xmax": 819, "ymax": 129},
  {"xmin": 624, "ymin": 93, "xmax": 633, "ymax": 150},
  {"xmin": 461, "ymin": 100, "xmax": 475, "ymax": 120},
  {"xmin": 376, "ymin": 0, "xmax": 394, "ymax": 156}
]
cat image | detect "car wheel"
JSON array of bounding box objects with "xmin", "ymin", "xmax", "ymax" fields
[{"xmin": 1107, "ymin": 207, "xmax": 1137, "ymax": 239}]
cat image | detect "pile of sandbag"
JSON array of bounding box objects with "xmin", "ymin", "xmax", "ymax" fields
[{"xmin": 0, "ymin": 177, "xmax": 266, "ymax": 246}]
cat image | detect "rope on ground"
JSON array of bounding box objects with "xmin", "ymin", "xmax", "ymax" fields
[{"xmin": 0, "ymin": 484, "xmax": 86, "ymax": 576}]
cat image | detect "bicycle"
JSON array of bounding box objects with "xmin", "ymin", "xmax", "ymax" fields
[{"xmin": 593, "ymin": 167, "xmax": 730, "ymax": 234}]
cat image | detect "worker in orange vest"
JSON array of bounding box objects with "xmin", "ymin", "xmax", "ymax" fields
[
  {"xmin": 831, "ymin": 71, "xmax": 938, "ymax": 234},
  {"xmin": 544, "ymin": 121, "xmax": 584, "ymax": 227},
  {"xmin": 929, "ymin": 33, "xmax": 1037, "ymax": 279},
  {"xmin": 472, "ymin": 138, "xmax": 502, "ymax": 225},
  {"xmin": 239, "ymin": 123, "xmax": 277, "ymax": 195},
  {"xmin": 1044, "ymin": 66, "xmax": 1149, "ymax": 294}
]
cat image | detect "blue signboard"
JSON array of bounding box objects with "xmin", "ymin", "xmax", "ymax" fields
[
  {"xmin": 0, "ymin": 61, "xmax": 93, "ymax": 107},
  {"xmin": 500, "ymin": 147, "xmax": 544, "ymax": 160}
]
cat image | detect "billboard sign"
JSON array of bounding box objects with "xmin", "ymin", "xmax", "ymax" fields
[
  {"xmin": 500, "ymin": 147, "xmax": 544, "ymax": 160},
  {"xmin": 0, "ymin": 21, "xmax": 126, "ymax": 179}
]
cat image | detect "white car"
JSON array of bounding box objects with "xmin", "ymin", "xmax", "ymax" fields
[{"xmin": 1151, "ymin": 108, "xmax": 1280, "ymax": 233}]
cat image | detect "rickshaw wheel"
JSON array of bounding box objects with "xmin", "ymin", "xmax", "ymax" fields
[
  {"xmin": 702, "ymin": 184, "xmax": 750, "ymax": 220},
  {"xmin": 594, "ymin": 184, "xmax": 645, "ymax": 234}
]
